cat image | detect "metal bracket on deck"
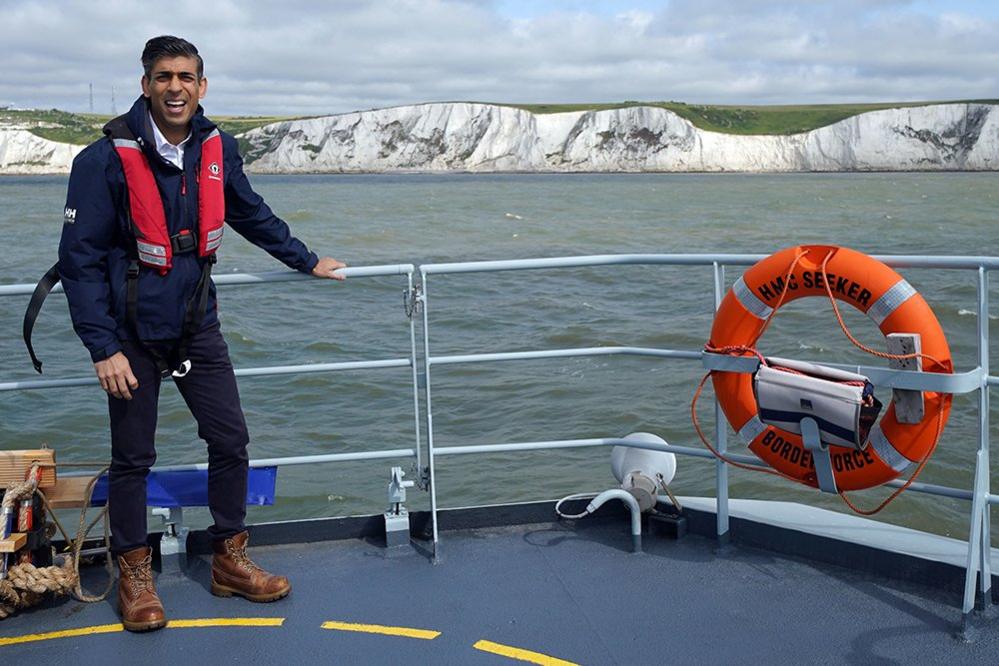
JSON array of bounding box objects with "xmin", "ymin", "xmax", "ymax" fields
[
  {"xmin": 801, "ymin": 418, "xmax": 838, "ymax": 495},
  {"xmin": 385, "ymin": 467, "xmax": 415, "ymax": 548},
  {"xmin": 152, "ymin": 507, "xmax": 189, "ymax": 573}
]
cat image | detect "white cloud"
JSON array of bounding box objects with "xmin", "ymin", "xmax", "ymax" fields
[{"xmin": 0, "ymin": 0, "xmax": 995, "ymax": 115}]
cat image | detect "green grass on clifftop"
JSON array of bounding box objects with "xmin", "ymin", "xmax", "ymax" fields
[
  {"xmin": 0, "ymin": 109, "xmax": 106, "ymax": 144},
  {"xmin": 506, "ymin": 100, "xmax": 999, "ymax": 135}
]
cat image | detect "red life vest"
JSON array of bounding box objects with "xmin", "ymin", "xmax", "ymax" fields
[{"xmin": 111, "ymin": 127, "xmax": 225, "ymax": 274}]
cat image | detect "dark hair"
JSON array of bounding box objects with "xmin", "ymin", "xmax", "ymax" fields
[{"xmin": 141, "ymin": 35, "xmax": 204, "ymax": 79}]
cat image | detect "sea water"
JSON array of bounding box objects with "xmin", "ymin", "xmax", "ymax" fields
[{"xmin": 0, "ymin": 172, "xmax": 996, "ymax": 540}]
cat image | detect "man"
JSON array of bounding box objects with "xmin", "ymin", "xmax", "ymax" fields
[{"xmin": 57, "ymin": 36, "xmax": 345, "ymax": 632}]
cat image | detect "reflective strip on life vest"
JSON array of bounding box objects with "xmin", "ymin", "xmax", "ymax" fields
[
  {"xmin": 136, "ymin": 240, "xmax": 166, "ymax": 257},
  {"xmin": 203, "ymin": 226, "xmax": 224, "ymax": 252},
  {"xmin": 136, "ymin": 240, "xmax": 168, "ymax": 266}
]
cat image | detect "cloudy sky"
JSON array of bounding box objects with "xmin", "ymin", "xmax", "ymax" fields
[{"xmin": 2, "ymin": 0, "xmax": 996, "ymax": 116}]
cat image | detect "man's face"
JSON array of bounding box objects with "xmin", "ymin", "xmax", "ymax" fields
[{"xmin": 141, "ymin": 55, "xmax": 207, "ymax": 141}]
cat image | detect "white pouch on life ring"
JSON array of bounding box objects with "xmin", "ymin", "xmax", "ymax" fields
[{"xmin": 752, "ymin": 357, "xmax": 882, "ymax": 450}]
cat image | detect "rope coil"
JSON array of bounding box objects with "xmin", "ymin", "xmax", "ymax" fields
[{"xmin": 0, "ymin": 463, "xmax": 113, "ymax": 620}]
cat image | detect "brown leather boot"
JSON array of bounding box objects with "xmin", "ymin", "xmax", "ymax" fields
[
  {"xmin": 211, "ymin": 531, "xmax": 290, "ymax": 602},
  {"xmin": 117, "ymin": 546, "xmax": 167, "ymax": 632}
]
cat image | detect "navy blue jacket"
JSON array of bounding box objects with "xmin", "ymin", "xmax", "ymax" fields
[{"xmin": 59, "ymin": 97, "xmax": 319, "ymax": 362}]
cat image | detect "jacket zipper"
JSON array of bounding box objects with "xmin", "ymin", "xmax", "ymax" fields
[{"xmin": 181, "ymin": 172, "xmax": 188, "ymax": 235}]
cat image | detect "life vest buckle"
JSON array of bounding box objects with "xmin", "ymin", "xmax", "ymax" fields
[{"xmin": 170, "ymin": 230, "xmax": 197, "ymax": 255}]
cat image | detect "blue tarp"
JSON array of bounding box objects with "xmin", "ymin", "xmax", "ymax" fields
[{"xmin": 89, "ymin": 467, "xmax": 277, "ymax": 507}]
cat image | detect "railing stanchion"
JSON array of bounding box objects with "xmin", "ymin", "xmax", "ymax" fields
[
  {"xmin": 977, "ymin": 267, "xmax": 992, "ymax": 603},
  {"xmin": 406, "ymin": 271, "xmax": 423, "ymax": 478},
  {"xmin": 713, "ymin": 262, "xmax": 729, "ymax": 542},
  {"xmin": 420, "ymin": 270, "xmax": 442, "ymax": 560},
  {"xmin": 962, "ymin": 265, "xmax": 993, "ymax": 625},
  {"xmin": 963, "ymin": 450, "xmax": 988, "ymax": 621}
]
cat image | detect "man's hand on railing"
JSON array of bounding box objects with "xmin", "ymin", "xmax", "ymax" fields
[
  {"xmin": 95, "ymin": 351, "xmax": 139, "ymax": 400},
  {"xmin": 312, "ymin": 256, "xmax": 347, "ymax": 281}
]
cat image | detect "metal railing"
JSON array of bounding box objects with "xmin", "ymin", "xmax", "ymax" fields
[
  {"xmin": 0, "ymin": 264, "xmax": 423, "ymax": 469},
  {"xmin": 417, "ymin": 253, "xmax": 997, "ymax": 620},
  {"xmin": 1, "ymin": 252, "xmax": 996, "ymax": 620}
]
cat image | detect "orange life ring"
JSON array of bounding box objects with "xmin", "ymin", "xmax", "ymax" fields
[{"xmin": 708, "ymin": 245, "xmax": 952, "ymax": 491}]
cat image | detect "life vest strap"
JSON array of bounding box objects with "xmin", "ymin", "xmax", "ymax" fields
[{"xmin": 22, "ymin": 263, "xmax": 61, "ymax": 373}]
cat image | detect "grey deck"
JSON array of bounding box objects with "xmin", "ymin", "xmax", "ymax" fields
[{"xmin": 1, "ymin": 510, "xmax": 998, "ymax": 665}]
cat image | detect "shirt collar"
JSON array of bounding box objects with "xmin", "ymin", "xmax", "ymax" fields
[{"xmin": 148, "ymin": 111, "xmax": 192, "ymax": 158}]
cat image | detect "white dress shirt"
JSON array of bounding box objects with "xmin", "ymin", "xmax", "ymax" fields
[{"xmin": 148, "ymin": 112, "xmax": 192, "ymax": 169}]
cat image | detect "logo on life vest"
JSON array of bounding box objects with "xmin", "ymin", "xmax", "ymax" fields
[
  {"xmin": 208, "ymin": 161, "xmax": 221, "ymax": 181},
  {"xmin": 63, "ymin": 207, "xmax": 76, "ymax": 224}
]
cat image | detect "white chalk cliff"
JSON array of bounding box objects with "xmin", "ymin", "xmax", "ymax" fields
[
  {"xmin": 242, "ymin": 103, "xmax": 998, "ymax": 173},
  {"xmin": 0, "ymin": 128, "xmax": 83, "ymax": 174},
  {"xmin": 2, "ymin": 103, "xmax": 997, "ymax": 174}
]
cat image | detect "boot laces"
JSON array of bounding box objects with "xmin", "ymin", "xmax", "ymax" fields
[
  {"xmin": 227, "ymin": 542, "xmax": 263, "ymax": 574},
  {"xmin": 120, "ymin": 554, "xmax": 153, "ymax": 597}
]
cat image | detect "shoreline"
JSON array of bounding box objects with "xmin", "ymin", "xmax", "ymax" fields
[{"xmin": 2, "ymin": 168, "xmax": 996, "ymax": 177}]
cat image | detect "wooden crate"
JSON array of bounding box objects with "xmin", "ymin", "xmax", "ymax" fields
[{"xmin": 0, "ymin": 450, "xmax": 56, "ymax": 489}]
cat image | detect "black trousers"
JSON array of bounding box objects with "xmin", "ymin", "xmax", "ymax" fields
[{"xmin": 108, "ymin": 323, "xmax": 249, "ymax": 554}]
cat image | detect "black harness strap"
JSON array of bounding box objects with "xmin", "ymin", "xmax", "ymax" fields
[
  {"xmin": 176, "ymin": 254, "xmax": 217, "ymax": 372},
  {"xmin": 23, "ymin": 263, "xmax": 61, "ymax": 373},
  {"xmin": 125, "ymin": 258, "xmax": 169, "ymax": 377},
  {"xmin": 125, "ymin": 254, "xmax": 216, "ymax": 379}
]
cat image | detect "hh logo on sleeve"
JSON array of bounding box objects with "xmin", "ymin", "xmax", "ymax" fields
[{"xmin": 63, "ymin": 207, "xmax": 77, "ymax": 224}]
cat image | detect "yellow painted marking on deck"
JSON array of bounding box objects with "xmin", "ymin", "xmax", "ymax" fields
[
  {"xmin": 166, "ymin": 617, "xmax": 285, "ymax": 628},
  {"xmin": 0, "ymin": 623, "xmax": 123, "ymax": 647},
  {"xmin": 473, "ymin": 639, "xmax": 579, "ymax": 666},
  {"xmin": 321, "ymin": 620, "xmax": 441, "ymax": 640},
  {"xmin": 0, "ymin": 617, "xmax": 284, "ymax": 647}
]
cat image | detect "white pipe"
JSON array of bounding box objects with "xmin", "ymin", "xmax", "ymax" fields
[{"xmin": 586, "ymin": 489, "xmax": 643, "ymax": 553}]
